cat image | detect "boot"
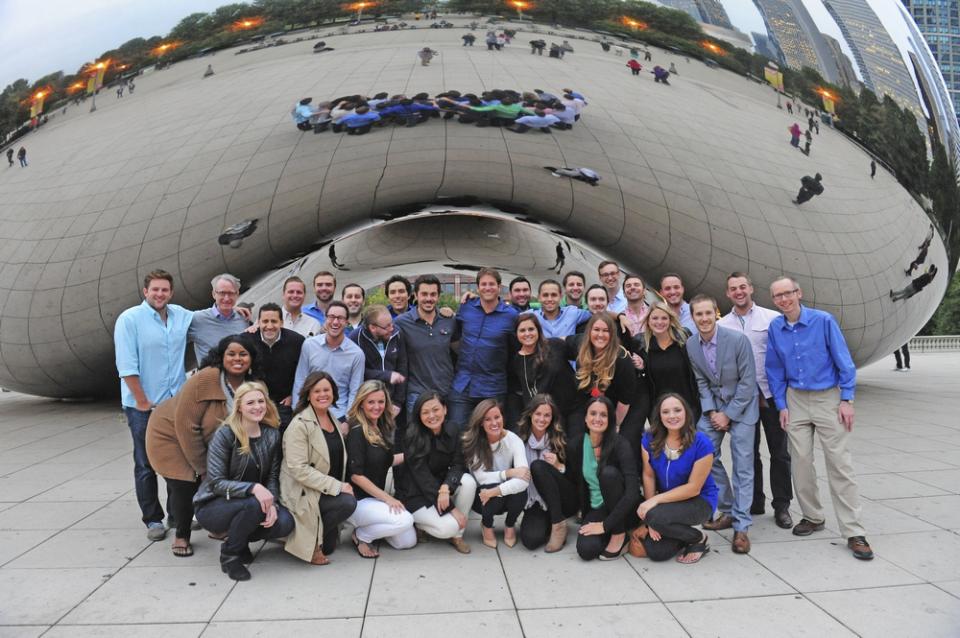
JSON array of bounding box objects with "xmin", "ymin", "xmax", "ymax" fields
[
  {"xmin": 220, "ymin": 553, "xmax": 251, "ymax": 581},
  {"xmin": 545, "ymin": 522, "xmax": 567, "ymax": 553}
]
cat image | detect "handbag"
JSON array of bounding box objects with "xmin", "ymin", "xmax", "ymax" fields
[{"xmin": 628, "ymin": 525, "xmax": 649, "ymax": 558}]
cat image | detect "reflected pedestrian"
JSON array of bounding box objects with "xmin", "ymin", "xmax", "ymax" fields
[
  {"xmin": 5, "ymin": 148, "xmax": 12, "ymax": 166},
  {"xmin": 870, "ymin": 160, "xmax": 876, "ymax": 179},
  {"xmin": 17, "ymin": 147, "xmax": 27, "ymax": 167},
  {"xmin": 792, "ymin": 173, "xmax": 823, "ymax": 205}
]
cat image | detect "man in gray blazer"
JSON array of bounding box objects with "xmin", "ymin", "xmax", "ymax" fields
[{"xmin": 686, "ymin": 294, "xmax": 758, "ymax": 554}]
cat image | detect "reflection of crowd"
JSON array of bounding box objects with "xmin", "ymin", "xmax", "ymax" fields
[
  {"xmin": 115, "ymin": 257, "xmax": 875, "ymax": 582},
  {"xmin": 292, "ymin": 87, "xmax": 588, "ymax": 135}
]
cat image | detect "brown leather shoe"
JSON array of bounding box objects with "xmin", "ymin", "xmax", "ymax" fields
[
  {"xmin": 702, "ymin": 513, "xmax": 734, "ymax": 530},
  {"xmin": 792, "ymin": 518, "xmax": 825, "ymax": 536},
  {"xmin": 847, "ymin": 536, "xmax": 874, "ymax": 561},
  {"xmin": 732, "ymin": 531, "xmax": 751, "ymax": 554},
  {"xmin": 545, "ymin": 522, "xmax": 567, "ymax": 553},
  {"xmin": 448, "ymin": 537, "xmax": 472, "ymax": 554}
]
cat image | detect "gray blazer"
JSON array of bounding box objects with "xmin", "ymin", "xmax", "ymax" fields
[{"xmin": 686, "ymin": 326, "xmax": 758, "ymax": 424}]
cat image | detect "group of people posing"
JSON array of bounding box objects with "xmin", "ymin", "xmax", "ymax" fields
[
  {"xmin": 291, "ymin": 86, "xmax": 588, "ymax": 136},
  {"xmin": 116, "ymin": 261, "xmax": 874, "ymax": 582}
]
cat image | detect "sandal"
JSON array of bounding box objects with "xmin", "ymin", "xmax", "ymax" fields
[
  {"xmin": 171, "ymin": 542, "xmax": 194, "ymax": 557},
  {"xmin": 352, "ymin": 532, "xmax": 379, "ymax": 559},
  {"xmin": 310, "ymin": 546, "xmax": 330, "ymax": 566},
  {"xmin": 676, "ymin": 534, "xmax": 709, "ymax": 564}
]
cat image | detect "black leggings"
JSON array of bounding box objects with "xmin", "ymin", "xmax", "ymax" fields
[
  {"xmin": 165, "ymin": 477, "xmax": 200, "ymax": 540},
  {"xmin": 195, "ymin": 496, "xmax": 295, "ymax": 556},
  {"xmin": 576, "ymin": 465, "xmax": 637, "ymax": 561},
  {"xmin": 641, "ymin": 497, "xmax": 713, "ymax": 561},
  {"xmin": 320, "ymin": 492, "xmax": 358, "ymax": 553},
  {"xmin": 521, "ymin": 460, "xmax": 578, "ymax": 549},
  {"xmin": 472, "ymin": 485, "xmax": 526, "ymax": 528}
]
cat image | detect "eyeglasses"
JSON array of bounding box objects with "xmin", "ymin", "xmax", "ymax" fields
[
  {"xmin": 771, "ymin": 289, "xmax": 799, "ymax": 300},
  {"xmin": 326, "ymin": 315, "xmax": 347, "ymax": 323},
  {"xmin": 373, "ymin": 322, "xmax": 394, "ymax": 331},
  {"xmin": 214, "ymin": 290, "xmax": 238, "ymax": 297},
  {"xmin": 599, "ymin": 271, "xmax": 619, "ymax": 279}
]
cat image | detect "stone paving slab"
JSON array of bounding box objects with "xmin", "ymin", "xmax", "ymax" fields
[{"xmin": 0, "ymin": 354, "xmax": 958, "ymax": 636}]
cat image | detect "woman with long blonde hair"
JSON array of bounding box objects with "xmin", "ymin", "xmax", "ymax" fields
[
  {"xmin": 636, "ymin": 303, "xmax": 700, "ymax": 422},
  {"xmin": 344, "ymin": 380, "xmax": 416, "ymax": 557},
  {"xmin": 193, "ymin": 382, "xmax": 293, "ymax": 581},
  {"xmin": 564, "ymin": 313, "xmax": 637, "ymax": 443}
]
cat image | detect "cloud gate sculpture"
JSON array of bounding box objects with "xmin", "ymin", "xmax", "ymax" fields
[{"xmin": 0, "ymin": 6, "xmax": 951, "ymax": 398}]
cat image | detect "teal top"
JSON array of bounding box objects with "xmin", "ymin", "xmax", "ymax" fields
[{"xmin": 582, "ymin": 435, "xmax": 603, "ymax": 509}]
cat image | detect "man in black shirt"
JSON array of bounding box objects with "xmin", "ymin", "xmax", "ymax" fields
[{"xmin": 255, "ymin": 303, "xmax": 304, "ymax": 429}]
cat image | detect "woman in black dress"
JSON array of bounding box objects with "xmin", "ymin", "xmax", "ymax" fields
[{"xmin": 636, "ymin": 302, "xmax": 700, "ymax": 422}]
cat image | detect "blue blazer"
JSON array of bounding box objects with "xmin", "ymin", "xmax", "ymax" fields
[{"xmin": 685, "ymin": 326, "xmax": 758, "ymax": 424}]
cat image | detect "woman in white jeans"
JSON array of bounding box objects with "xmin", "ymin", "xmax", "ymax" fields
[
  {"xmin": 344, "ymin": 381, "xmax": 416, "ymax": 557},
  {"xmin": 396, "ymin": 392, "xmax": 477, "ymax": 553}
]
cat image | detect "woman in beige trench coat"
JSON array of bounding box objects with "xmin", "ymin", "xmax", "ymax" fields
[{"xmin": 280, "ymin": 371, "xmax": 358, "ymax": 564}]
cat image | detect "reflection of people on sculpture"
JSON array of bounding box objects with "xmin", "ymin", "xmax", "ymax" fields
[
  {"xmin": 890, "ymin": 265, "xmax": 937, "ymax": 301},
  {"xmin": 870, "ymin": 160, "xmax": 876, "ymax": 179},
  {"xmin": 544, "ymin": 166, "xmax": 600, "ymax": 186},
  {"xmin": 329, "ymin": 244, "xmax": 345, "ymax": 269},
  {"xmin": 552, "ymin": 242, "xmax": 566, "ymax": 274},
  {"xmin": 919, "ymin": 224, "xmax": 934, "ymax": 251},
  {"xmin": 418, "ymin": 47, "xmax": 438, "ymax": 66},
  {"xmin": 313, "ymin": 40, "xmax": 334, "ymax": 53},
  {"xmin": 627, "ymin": 59, "xmax": 642, "ymax": 76},
  {"xmin": 905, "ymin": 242, "xmax": 929, "ymax": 276},
  {"xmin": 651, "ymin": 66, "xmax": 670, "ymax": 84},
  {"xmin": 788, "ymin": 123, "xmax": 801, "ymax": 148},
  {"xmin": 792, "ymin": 173, "xmax": 823, "ymax": 205}
]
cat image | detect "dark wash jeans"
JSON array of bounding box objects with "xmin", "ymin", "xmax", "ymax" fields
[
  {"xmin": 195, "ymin": 496, "xmax": 295, "ymax": 556},
  {"xmin": 123, "ymin": 406, "xmax": 165, "ymax": 526}
]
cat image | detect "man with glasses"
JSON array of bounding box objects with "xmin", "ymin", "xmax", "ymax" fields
[
  {"xmin": 187, "ymin": 273, "xmax": 250, "ymax": 365},
  {"xmin": 350, "ymin": 304, "xmax": 408, "ymax": 421},
  {"xmin": 598, "ymin": 260, "xmax": 627, "ymax": 313},
  {"xmin": 291, "ymin": 300, "xmax": 365, "ymax": 421},
  {"xmin": 766, "ymin": 277, "xmax": 873, "ymax": 560}
]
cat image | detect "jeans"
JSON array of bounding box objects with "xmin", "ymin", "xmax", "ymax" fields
[
  {"xmin": 754, "ymin": 399, "xmax": 792, "ymax": 512},
  {"xmin": 124, "ymin": 407, "xmax": 165, "ymax": 526},
  {"xmin": 446, "ymin": 392, "xmax": 506, "ymax": 435},
  {"xmin": 697, "ymin": 414, "xmax": 755, "ymax": 532},
  {"xmin": 195, "ymin": 496, "xmax": 294, "ymax": 556},
  {"xmin": 405, "ymin": 391, "xmax": 422, "ymax": 430},
  {"xmin": 165, "ymin": 477, "xmax": 200, "ymax": 540},
  {"xmin": 641, "ymin": 497, "xmax": 713, "ymax": 561},
  {"xmin": 472, "ymin": 485, "xmax": 526, "ymax": 528},
  {"xmin": 320, "ymin": 491, "xmax": 358, "ymax": 553},
  {"xmin": 576, "ymin": 465, "xmax": 637, "ymax": 561}
]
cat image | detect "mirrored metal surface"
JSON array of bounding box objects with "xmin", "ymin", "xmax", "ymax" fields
[{"xmin": 0, "ymin": 5, "xmax": 950, "ymax": 397}]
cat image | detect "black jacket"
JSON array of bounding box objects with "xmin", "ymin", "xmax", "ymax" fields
[
  {"xmin": 507, "ymin": 338, "xmax": 578, "ymax": 418},
  {"xmin": 350, "ymin": 324, "xmax": 408, "ymax": 405},
  {"xmin": 256, "ymin": 328, "xmax": 304, "ymax": 404},
  {"xmin": 192, "ymin": 425, "xmax": 281, "ymax": 506},
  {"xmin": 566, "ymin": 433, "xmax": 639, "ymax": 532},
  {"xmin": 396, "ymin": 427, "xmax": 466, "ymax": 513}
]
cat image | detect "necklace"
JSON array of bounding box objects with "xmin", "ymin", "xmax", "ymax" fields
[
  {"xmin": 665, "ymin": 440, "xmax": 682, "ymax": 460},
  {"xmin": 521, "ymin": 354, "xmax": 538, "ymax": 397}
]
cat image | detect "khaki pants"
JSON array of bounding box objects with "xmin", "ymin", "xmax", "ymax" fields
[{"xmin": 786, "ymin": 387, "xmax": 865, "ymax": 538}]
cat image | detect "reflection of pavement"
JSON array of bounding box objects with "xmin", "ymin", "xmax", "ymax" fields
[
  {"xmin": 1, "ymin": 354, "xmax": 960, "ymax": 634},
  {"xmin": 0, "ymin": 17, "xmax": 946, "ymax": 399}
]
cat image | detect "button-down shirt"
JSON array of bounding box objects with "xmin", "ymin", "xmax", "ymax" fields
[
  {"xmin": 718, "ymin": 303, "xmax": 780, "ymax": 398},
  {"xmin": 699, "ymin": 330, "xmax": 718, "ymax": 376},
  {"xmin": 396, "ymin": 308, "xmax": 458, "ymax": 396},
  {"xmin": 291, "ymin": 336, "xmax": 365, "ymax": 419},
  {"xmin": 283, "ymin": 307, "xmax": 323, "ymax": 338},
  {"xmin": 302, "ymin": 302, "xmax": 326, "ymax": 325},
  {"xmin": 114, "ymin": 301, "xmax": 193, "ymax": 408},
  {"xmin": 535, "ymin": 306, "xmax": 592, "ymax": 339},
  {"xmin": 187, "ymin": 306, "xmax": 250, "ymax": 365},
  {"xmin": 453, "ymin": 298, "xmax": 518, "ymax": 397},
  {"xmin": 607, "ymin": 289, "xmax": 627, "ymax": 314},
  {"xmin": 624, "ymin": 303, "xmax": 649, "ymax": 337},
  {"xmin": 673, "ymin": 301, "xmax": 695, "ymax": 333},
  {"xmin": 765, "ymin": 306, "xmax": 856, "ymax": 411}
]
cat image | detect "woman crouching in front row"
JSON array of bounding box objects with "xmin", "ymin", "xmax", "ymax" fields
[{"xmin": 193, "ymin": 381, "xmax": 294, "ymax": 581}]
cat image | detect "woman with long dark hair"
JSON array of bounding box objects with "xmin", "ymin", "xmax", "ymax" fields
[
  {"xmin": 638, "ymin": 393, "xmax": 717, "ymax": 563},
  {"xmin": 507, "ymin": 313, "xmax": 576, "ymax": 426},
  {"xmin": 396, "ymin": 392, "xmax": 477, "ymax": 553},
  {"xmin": 147, "ymin": 333, "xmax": 261, "ymax": 557},
  {"xmin": 568, "ymin": 396, "xmax": 640, "ymax": 561},
  {"xmin": 344, "ymin": 380, "xmax": 416, "ymax": 557},
  {"xmin": 193, "ymin": 382, "xmax": 294, "ymax": 580},
  {"xmin": 280, "ymin": 371, "xmax": 357, "ymax": 565},
  {"xmin": 517, "ymin": 395, "xmax": 578, "ymax": 552},
  {"xmin": 462, "ymin": 400, "xmax": 529, "ymax": 549}
]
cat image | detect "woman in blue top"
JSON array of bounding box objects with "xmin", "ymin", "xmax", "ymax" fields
[{"xmin": 639, "ymin": 393, "xmax": 718, "ymax": 563}]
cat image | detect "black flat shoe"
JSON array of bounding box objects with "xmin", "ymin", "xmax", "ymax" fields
[{"xmin": 598, "ymin": 539, "xmax": 628, "ymax": 561}]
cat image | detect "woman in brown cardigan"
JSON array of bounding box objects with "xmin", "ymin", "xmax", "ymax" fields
[
  {"xmin": 146, "ymin": 334, "xmax": 262, "ymax": 556},
  {"xmin": 280, "ymin": 371, "xmax": 357, "ymax": 565}
]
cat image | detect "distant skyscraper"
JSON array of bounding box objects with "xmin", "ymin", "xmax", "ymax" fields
[
  {"xmin": 823, "ymin": 34, "xmax": 861, "ymax": 90},
  {"xmin": 656, "ymin": 0, "xmax": 703, "ymax": 22},
  {"xmin": 901, "ymin": 0, "xmax": 960, "ymax": 121},
  {"xmin": 822, "ymin": 0, "xmax": 920, "ymax": 114},
  {"xmin": 753, "ymin": 0, "xmax": 839, "ymax": 84},
  {"xmin": 696, "ymin": 0, "xmax": 733, "ymax": 29},
  {"xmin": 752, "ymin": 31, "xmax": 786, "ymax": 65}
]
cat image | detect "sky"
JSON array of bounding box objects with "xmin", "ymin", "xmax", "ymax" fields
[{"xmin": 0, "ymin": 0, "xmax": 229, "ymax": 88}]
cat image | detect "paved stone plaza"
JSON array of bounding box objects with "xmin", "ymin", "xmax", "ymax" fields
[{"xmin": 0, "ymin": 354, "xmax": 958, "ymax": 637}]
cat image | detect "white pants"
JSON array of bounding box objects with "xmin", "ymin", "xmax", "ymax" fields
[
  {"xmin": 412, "ymin": 473, "xmax": 477, "ymax": 540},
  {"xmin": 347, "ymin": 497, "xmax": 417, "ymax": 548}
]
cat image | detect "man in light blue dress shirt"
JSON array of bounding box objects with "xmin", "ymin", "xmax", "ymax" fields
[
  {"xmin": 114, "ymin": 270, "xmax": 193, "ymax": 541},
  {"xmin": 599, "ymin": 260, "xmax": 627, "ymax": 314},
  {"xmin": 659, "ymin": 273, "xmax": 695, "ymax": 333}
]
